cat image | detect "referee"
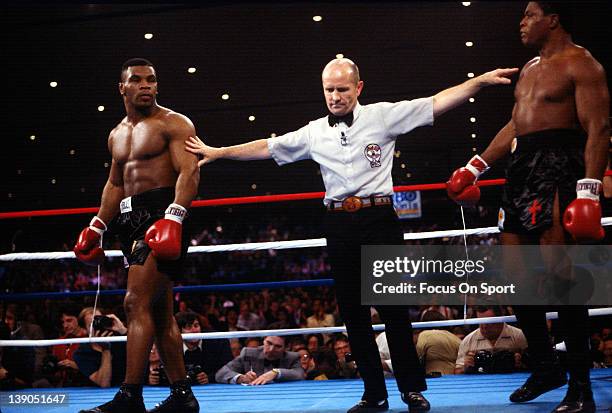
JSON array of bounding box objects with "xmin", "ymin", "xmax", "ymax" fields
[{"xmin": 186, "ymin": 58, "xmax": 517, "ymax": 412}]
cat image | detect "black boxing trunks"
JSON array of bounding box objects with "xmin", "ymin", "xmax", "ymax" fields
[
  {"xmin": 115, "ymin": 187, "xmax": 190, "ymax": 278},
  {"xmin": 499, "ymin": 129, "xmax": 585, "ymax": 234}
]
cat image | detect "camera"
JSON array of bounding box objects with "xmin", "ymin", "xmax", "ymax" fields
[
  {"xmin": 42, "ymin": 355, "xmax": 60, "ymax": 375},
  {"xmin": 344, "ymin": 352, "xmax": 354, "ymax": 363},
  {"xmin": 186, "ymin": 364, "xmax": 203, "ymax": 384},
  {"xmin": 154, "ymin": 365, "xmax": 170, "ymax": 386},
  {"xmin": 92, "ymin": 315, "xmax": 113, "ymax": 332},
  {"xmin": 473, "ymin": 349, "xmax": 493, "ymax": 373}
]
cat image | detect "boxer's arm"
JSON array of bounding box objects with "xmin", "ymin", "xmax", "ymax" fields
[
  {"xmin": 96, "ymin": 135, "xmax": 124, "ymax": 223},
  {"xmin": 573, "ymin": 56, "xmax": 610, "ymax": 180},
  {"xmin": 479, "ymin": 120, "xmax": 516, "ymax": 166},
  {"xmin": 167, "ymin": 115, "xmax": 200, "ymax": 208},
  {"xmin": 433, "ymin": 68, "xmax": 518, "ymax": 118}
]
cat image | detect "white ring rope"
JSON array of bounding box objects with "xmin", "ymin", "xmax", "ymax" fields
[
  {"xmin": 2, "ymin": 307, "xmax": 611, "ymax": 348},
  {"xmin": 2, "ymin": 217, "xmax": 612, "ymax": 261}
]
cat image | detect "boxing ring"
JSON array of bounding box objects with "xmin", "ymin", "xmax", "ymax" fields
[{"xmin": 1, "ymin": 178, "xmax": 611, "ymax": 412}]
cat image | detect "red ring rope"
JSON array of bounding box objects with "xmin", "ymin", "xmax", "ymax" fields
[{"xmin": 0, "ymin": 173, "xmax": 607, "ymax": 220}]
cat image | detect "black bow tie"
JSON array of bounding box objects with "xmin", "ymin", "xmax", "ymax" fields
[
  {"xmin": 328, "ymin": 112, "xmax": 353, "ymax": 127},
  {"xmin": 264, "ymin": 359, "xmax": 281, "ymax": 368}
]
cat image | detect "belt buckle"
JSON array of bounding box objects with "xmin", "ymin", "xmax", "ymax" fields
[{"xmin": 341, "ymin": 196, "xmax": 362, "ymax": 212}]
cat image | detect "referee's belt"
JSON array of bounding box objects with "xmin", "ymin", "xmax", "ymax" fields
[{"xmin": 327, "ymin": 195, "xmax": 393, "ymax": 213}]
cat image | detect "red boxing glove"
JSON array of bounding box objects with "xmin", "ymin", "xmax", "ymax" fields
[
  {"xmin": 563, "ymin": 178, "xmax": 604, "ymax": 242},
  {"xmin": 446, "ymin": 155, "xmax": 490, "ymax": 207},
  {"xmin": 145, "ymin": 203, "xmax": 187, "ymax": 260},
  {"xmin": 74, "ymin": 216, "xmax": 107, "ymax": 265}
]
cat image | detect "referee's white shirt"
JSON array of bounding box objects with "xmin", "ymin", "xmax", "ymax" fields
[{"xmin": 267, "ymin": 97, "xmax": 434, "ymax": 205}]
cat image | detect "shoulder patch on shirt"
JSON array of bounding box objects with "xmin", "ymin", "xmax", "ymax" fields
[{"xmin": 364, "ymin": 143, "xmax": 382, "ymax": 168}]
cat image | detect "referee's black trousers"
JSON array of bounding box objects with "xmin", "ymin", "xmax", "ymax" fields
[{"xmin": 325, "ymin": 205, "xmax": 426, "ymax": 402}]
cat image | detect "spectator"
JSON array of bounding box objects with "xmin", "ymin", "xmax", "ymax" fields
[
  {"xmin": 455, "ymin": 307, "xmax": 527, "ymax": 374},
  {"xmin": 237, "ymin": 301, "xmax": 263, "ymax": 331},
  {"xmin": 297, "ymin": 348, "xmax": 316, "ymax": 378},
  {"xmin": 3, "ymin": 306, "xmax": 46, "ymax": 383},
  {"xmin": 215, "ymin": 335, "xmax": 304, "ymax": 385},
  {"xmin": 49, "ymin": 304, "xmax": 88, "ymax": 387},
  {"xmin": 245, "ymin": 337, "xmax": 262, "ymax": 348},
  {"xmin": 0, "ymin": 319, "xmax": 35, "ymax": 389},
  {"xmin": 148, "ymin": 344, "xmax": 167, "ymax": 386},
  {"xmin": 73, "ymin": 307, "xmax": 127, "ymax": 388},
  {"xmin": 415, "ymin": 311, "xmax": 461, "ymax": 376},
  {"xmin": 174, "ymin": 311, "xmax": 233, "ymax": 385},
  {"xmin": 306, "ymin": 333, "xmax": 325, "ymax": 354},
  {"xmin": 603, "ymin": 336, "xmax": 612, "ymax": 367},
  {"xmin": 229, "ymin": 339, "xmax": 242, "ymax": 359},
  {"xmin": 332, "ymin": 335, "xmax": 359, "ymax": 379}
]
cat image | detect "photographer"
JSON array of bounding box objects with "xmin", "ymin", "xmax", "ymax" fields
[
  {"xmin": 332, "ymin": 334, "xmax": 359, "ymax": 379},
  {"xmin": 455, "ymin": 306, "xmax": 527, "ymax": 374},
  {"xmin": 73, "ymin": 307, "xmax": 127, "ymax": 387},
  {"xmin": 154, "ymin": 311, "xmax": 233, "ymax": 385}
]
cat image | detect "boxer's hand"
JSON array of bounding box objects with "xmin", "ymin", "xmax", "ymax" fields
[
  {"xmin": 446, "ymin": 155, "xmax": 489, "ymax": 207},
  {"xmin": 74, "ymin": 216, "xmax": 107, "ymax": 265},
  {"xmin": 564, "ymin": 179, "xmax": 604, "ymax": 242},
  {"xmin": 145, "ymin": 204, "xmax": 187, "ymax": 260},
  {"xmin": 185, "ymin": 136, "xmax": 222, "ymax": 167}
]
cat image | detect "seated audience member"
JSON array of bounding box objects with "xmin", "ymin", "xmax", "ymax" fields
[
  {"xmin": 245, "ymin": 337, "xmax": 262, "ymax": 348},
  {"xmin": 306, "ymin": 333, "xmax": 325, "ymax": 354},
  {"xmin": 416, "ymin": 311, "xmax": 462, "ymax": 376},
  {"xmin": 4, "ymin": 306, "xmax": 46, "ymax": 383},
  {"xmin": 175, "ymin": 311, "xmax": 233, "ymax": 385},
  {"xmin": 455, "ymin": 306, "xmax": 527, "ymax": 374},
  {"xmin": 377, "ymin": 311, "xmax": 462, "ymax": 377},
  {"xmin": 49, "ymin": 304, "xmax": 88, "ymax": 387},
  {"xmin": 332, "ymin": 334, "xmax": 359, "ymax": 379},
  {"xmin": 229, "ymin": 339, "xmax": 243, "ymax": 359},
  {"xmin": 602, "ymin": 336, "xmax": 612, "ymax": 367},
  {"xmin": 296, "ymin": 348, "xmax": 317, "ymax": 379},
  {"xmin": 0, "ymin": 319, "xmax": 35, "ymax": 389},
  {"xmin": 73, "ymin": 307, "xmax": 127, "ymax": 387},
  {"xmin": 215, "ymin": 335, "xmax": 304, "ymax": 384},
  {"xmin": 237, "ymin": 302, "xmax": 263, "ymax": 331}
]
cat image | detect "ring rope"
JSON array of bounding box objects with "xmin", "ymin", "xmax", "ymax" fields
[
  {"xmin": 3, "ymin": 218, "xmax": 612, "ymax": 262},
  {"xmin": 0, "ymin": 280, "xmax": 336, "ymax": 301},
  {"xmin": 2, "ymin": 308, "xmax": 611, "ymax": 348}
]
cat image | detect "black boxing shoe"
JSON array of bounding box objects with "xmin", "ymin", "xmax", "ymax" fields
[
  {"xmin": 346, "ymin": 399, "xmax": 389, "ymax": 413},
  {"xmin": 147, "ymin": 380, "xmax": 199, "ymax": 413},
  {"xmin": 401, "ymin": 392, "xmax": 431, "ymax": 412},
  {"xmin": 551, "ymin": 380, "xmax": 595, "ymax": 413},
  {"xmin": 79, "ymin": 383, "xmax": 146, "ymax": 413},
  {"xmin": 510, "ymin": 369, "xmax": 567, "ymax": 403}
]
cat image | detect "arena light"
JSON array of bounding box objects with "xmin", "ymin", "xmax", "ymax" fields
[
  {"xmin": 49, "ymin": 81, "xmax": 58, "ymax": 88},
  {"xmin": 462, "ymin": 2, "xmax": 471, "ymax": 6},
  {"xmin": 467, "ymin": 72, "xmax": 475, "ymax": 78},
  {"xmin": 187, "ymin": 67, "xmax": 197, "ymax": 74},
  {"xmin": 469, "ymin": 97, "xmax": 475, "ymax": 103},
  {"xmin": 248, "ymin": 115, "xmax": 255, "ymax": 122},
  {"xmin": 221, "ymin": 93, "xmax": 229, "ymax": 100},
  {"xmin": 465, "ymin": 41, "xmax": 473, "ymax": 47},
  {"xmin": 270, "ymin": 133, "xmax": 277, "ymax": 138},
  {"xmin": 144, "ymin": 33, "xmax": 153, "ymax": 40},
  {"xmin": 29, "ymin": 135, "xmax": 36, "ymax": 141},
  {"xmin": 470, "ymin": 117, "xmax": 476, "ymax": 123},
  {"xmin": 251, "ymin": 184, "xmax": 257, "ymax": 190},
  {"xmin": 471, "ymin": 133, "xmax": 477, "ymax": 138},
  {"xmin": 69, "ymin": 149, "xmax": 75, "ymax": 155},
  {"xmin": 336, "ymin": 53, "xmax": 344, "ymax": 59},
  {"xmin": 97, "ymin": 105, "xmax": 105, "ymax": 112},
  {"xmin": 312, "ymin": 15, "xmax": 323, "ymax": 22}
]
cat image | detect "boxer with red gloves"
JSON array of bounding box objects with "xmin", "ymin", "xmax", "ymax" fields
[
  {"xmin": 73, "ymin": 59, "xmax": 200, "ymax": 413},
  {"xmin": 446, "ymin": 3, "xmax": 609, "ymax": 412},
  {"xmin": 74, "ymin": 216, "xmax": 107, "ymax": 265},
  {"xmin": 564, "ymin": 179, "xmax": 604, "ymax": 242},
  {"xmin": 446, "ymin": 155, "xmax": 489, "ymax": 207},
  {"xmin": 145, "ymin": 203, "xmax": 187, "ymax": 260}
]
